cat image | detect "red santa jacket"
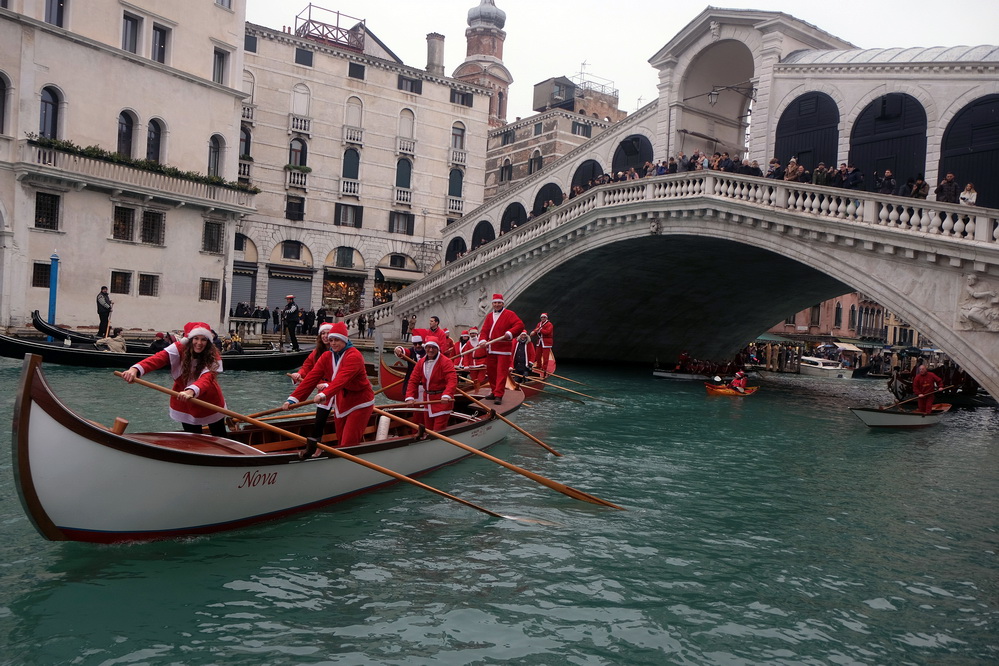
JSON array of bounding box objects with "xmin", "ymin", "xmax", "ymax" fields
[
  {"xmin": 405, "ymin": 354, "xmax": 458, "ymax": 418},
  {"xmin": 296, "ymin": 347, "xmax": 325, "ymax": 380},
  {"xmin": 912, "ymin": 370, "xmax": 943, "ymax": 395},
  {"xmin": 534, "ymin": 320, "xmax": 554, "ymax": 348},
  {"xmin": 509, "ymin": 339, "xmax": 536, "ymax": 371},
  {"xmin": 130, "ymin": 342, "xmax": 225, "ymax": 425},
  {"xmin": 480, "ymin": 308, "xmax": 525, "ymax": 355},
  {"xmin": 289, "ymin": 345, "xmax": 374, "ymax": 418},
  {"xmin": 456, "ymin": 340, "xmax": 475, "ymax": 367}
]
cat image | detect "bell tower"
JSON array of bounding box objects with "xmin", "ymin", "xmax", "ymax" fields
[{"xmin": 452, "ymin": 0, "xmax": 513, "ymax": 127}]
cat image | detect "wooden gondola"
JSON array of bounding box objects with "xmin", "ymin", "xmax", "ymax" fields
[
  {"xmin": 31, "ymin": 310, "xmax": 148, "ymax": 353},
  {"xmin": 12, "ymin": 354, "xmax": 523, "ymax": 543},
  {"xmin": 0, "ymin": 332, "xmax": 311, "ymax": 371}
]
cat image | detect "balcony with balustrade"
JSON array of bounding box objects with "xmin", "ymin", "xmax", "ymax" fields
[
  {"xmin": 447, "ymin": 197, "xmax": 464, "ymax": 215},
  {"xmin": 285, "ymin": 169, "xmax": 308, "ymax": 190},
  {"xmin": 289, "ymin": 115, "xmax": 311, "ymax": 135},
  {"xmin": 242, "ymin": 104, "xmax": 255, "ymax": 124},
  {"xmin": 397, "ymin": 137, "xmax": 416, "ymax": 155},
  {"xmin": 450, "ymin": 148, "xmax": 467, "ymax": 166},
  {"xmin": 343, "ymin": 126, "xmax": 363, "ymax": 145},
  {"xmin": 340, "ymin": 178, "xmax": 360, "ymax": 198},
  {"xmin": 395, "ymin": 187, "xmax": 413, "ymax": 206},
  {"xmin": 15, "ymin": 140, "xmax": 255, "ymax": 214}
]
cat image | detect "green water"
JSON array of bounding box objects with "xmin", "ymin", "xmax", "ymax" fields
[{"xmin": 0, "ymin": 357, "xmax": 996, "ymax": 665}]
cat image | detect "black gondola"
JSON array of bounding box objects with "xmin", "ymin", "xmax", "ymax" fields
[
  {"xmin": 0, "ymin": 333, "xmax": 311, "ymax": 371},
  {"xmin": 31, "ymin": 310, "xmax": 149, "ymax": 353}
]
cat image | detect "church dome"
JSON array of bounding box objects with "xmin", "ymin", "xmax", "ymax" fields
[{"xmin": 467, "ymin": 0, "xmax": 505, "ymax": 30}]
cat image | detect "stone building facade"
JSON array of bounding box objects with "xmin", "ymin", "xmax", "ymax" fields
[
  {"xmin": 0, "ymin": 0, "xmax": 251, "ymax": 333},
  {"xmin": 236, "ymin": 7, "xmax": 489, "ymax": 315}
]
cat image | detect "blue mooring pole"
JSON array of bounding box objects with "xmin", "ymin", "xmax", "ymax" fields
[{"xmin": 46, "ymin": 251, "xmax": 59, "ymax": 342}]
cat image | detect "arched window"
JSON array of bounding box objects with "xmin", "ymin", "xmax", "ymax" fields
[
  {"xmin": 342, "ymin": 148, "xmax": 359, "ymax": 179},
  {"xmin": 399, "ymin": 108, "xmax": 415, "ymax": 138},
  {"xmin": 528, "ymin": 150, "xmax": 543, "ymax": 174},
  {"xmin": 282, "ymin": 240, "xmax": 302, "ymax": 261},
  {"xmin": 239, "ymin": 126, "xmax": 251, "ymax": 159},
  {"xmin": 448, "ymin": 169, "xmax": 463, "ymax": 198},
  {"xmin": 291, "ymin": 83, "xmax": 310, "ymax": 116},
  {"xmin": 146, "ymin": 119, "xmax": 163, "ymax": 162},
  {"xmin": 396, "ymin": 158, "xmax": 412, "ymax": 189},
  {"xmin": 849, "ymin": 305, "xmax": 857, "ymax": 329},
  {"xmin": 834, "ymin": 302, "xmax": 843, "ymax": 328},
  {"xmin": 0, "ymin": 76, "xmax": 7, "ymax": 135},
  {"xmin": 451, "ymin": 123, "xmax": 465, "ymax": 150},
  {"xmin": 117, "ymin": 111, "xmax": 134, "ymax": 158},
  {"xmin": 499, "ymin": 158, "xmax": 512, "ymax": 182},
  {"xmin": 345, "ymin": 96, "xmax": 363, "ymax": 127},
  {"xmin": 242, "ymin": 71, "xmax": 255, "ymax": 103},
  {"xmin": 289, "ymin": 137, "xmax": 307, "ymax": 166},
  {"xmin": 39, "ymin": 86, "xmax": 60, "ymax": 139},
  {"xmin": 208, "ymin": 135, "xmax": 223, "ymax": 177}
]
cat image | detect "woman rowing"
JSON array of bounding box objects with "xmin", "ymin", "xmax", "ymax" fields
[{"xmin": 119, "ymin": 321, "xmax": 227, "ymax": 436}]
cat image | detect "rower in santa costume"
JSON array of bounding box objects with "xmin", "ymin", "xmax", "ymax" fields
[
  {"xmin": 463, "ymin": 328, "xmax": 488, "ymax": 390},
  {"xmin": 121, "ymin": 321, "xmax": 227, "ymax": 436},
  {"xmin": 478, "ymin": 293, "xmax": 525, "ymax": 404},
  {"xmin": 284, "ymin": 322, "xmax": 374, "ymax": 450},
  {"xmin": 533, "ymin": 313, "xmax": 554, "ymax": 378},
  {"xmin": 404, "ymin": 338, "xmax": 458, "ymax": 431}
]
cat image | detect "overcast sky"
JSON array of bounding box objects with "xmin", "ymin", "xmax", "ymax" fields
[{"xmin": 245, "ymin": 1, "xmax": 999, "ymax": 121}]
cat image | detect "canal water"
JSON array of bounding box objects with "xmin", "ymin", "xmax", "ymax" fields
[{"xmin": 0, "ymin": 356, "xmax": 996, "ymax": 665}]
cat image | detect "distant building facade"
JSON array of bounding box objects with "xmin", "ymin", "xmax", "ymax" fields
[{"xmin": 237, "ymin": 6, "xmax": 489, "ymax": 314}]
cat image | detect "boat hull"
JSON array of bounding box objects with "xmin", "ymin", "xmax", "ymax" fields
[
  {"xmin": 1, "ymin": 333, "xmax": 310, "ymax": 371},
  {"xmin": 13, "ymin": 354, "xmax": 519, "ymax": 543},
  {"xmin": 849, "ymin": 404, "xmax": 951, "ymax": 428},
  {"xmin": 798, "ymin": 356, "xmax": 850, "ymax": 379}
]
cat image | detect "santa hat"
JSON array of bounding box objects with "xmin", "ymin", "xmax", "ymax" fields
[
  {"xmin": 540, "ymin": 313, "xmax": 548, "ymax": 319},
  {"xmin": 423, "ymin": 339, "xmax": 440, "ymax": 349},
  {"xmin": 411, "ymin": 334, "xmax": 424, "ymax": 343},
  {"xmin": 317, "ymin": 322, "xmax": 334, "ymax": 336},
  {"xmin": 460, "ymin": 330, "xmax": 469, "ymax": 338},
  {"xmin": 328, "ymin": 322, "xmax": 349, "ymax": 343},
  {"xmin": 182, "ymin": 321, "xmax": 213, "ymax": 342},
  {"xmin": 492, "ymin": 293, "xmax": 504, "ymax": 303}
]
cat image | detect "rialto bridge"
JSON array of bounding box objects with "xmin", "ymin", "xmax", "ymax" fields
[
  {"xmin": 364, "ymin": 170, "xmax": 999, "ymax": 397},
  {"xmin": 356, "ymin": 8, "xmax": 999, "ymax": 396}
]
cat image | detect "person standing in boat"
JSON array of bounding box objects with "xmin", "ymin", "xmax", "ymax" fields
[
  {"xmin": 532, "ymin": 313, "xmax": 553, "ymax": 378},
  {"xmin": 120, "ymin": 321, "xmax": 227, "ymax": 437},
  {"xmin": 282, "ymin": 295, "xmax": 301, "ymax": 352},
  {"xmin": 283, "ymin": 322, "xmax": 374, "ymax": 453},
  {"xmin": 509, "ymin": 331, "xmax": 536, "ymax": 384},
  {"xmin": 478, "ymin": 293, "xmax": 525, "ymax": 405},
  {"xmin": 729, "ymin": 371, "xmax": 748, "ymax": 393},
  {"xmin": 96, "ymin": 286, "xmax": 113, "ymax": 337},
  {"xmin": 912, "ymin": 364, "xmax": 944, "ymax": 414},
  {"xmin": 405, "ymin": 338, "xmax": 457, "ymax": 431}
]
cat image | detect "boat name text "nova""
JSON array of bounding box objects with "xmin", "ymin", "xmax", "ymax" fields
[{"xmin": 238, "ymin": 470, "xmax": 278, "ymax": 488}]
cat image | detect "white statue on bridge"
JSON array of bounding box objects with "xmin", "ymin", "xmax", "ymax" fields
[{"xmin": 959, "ymin": 274, "xmax": 999, "ymax": 332}]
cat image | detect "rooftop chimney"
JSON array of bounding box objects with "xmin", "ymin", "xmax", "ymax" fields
[{"xmin": 426, "ymin": 33, "xmax": 445, "ymax": 76}]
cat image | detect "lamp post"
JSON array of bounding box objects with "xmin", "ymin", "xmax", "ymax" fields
[{"xmin": 47, "ymin": 251, "xmax": 59, "ymax": 342}]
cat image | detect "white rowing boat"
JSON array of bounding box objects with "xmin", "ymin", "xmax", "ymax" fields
[
  {"xmin": 849, "ymin": 403, "xmax": 951, "ymax": 428},
  {"xmin": 12, "ymin": 354, "xmax": 521, "ymax": 543}
]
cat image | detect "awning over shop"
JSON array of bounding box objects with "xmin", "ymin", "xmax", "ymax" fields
[
  {"xmin": 835, "ymin": 337, "xmax": 880, "ymax": 349},
  {"xmin": 324, "ymin": 266, "xmax": 367, "ymax": 278},
  {"xmin": 835, "ymin": 342, "xmax": 863, "ymax": 352},
  {"xmin": 755, "ymin": 333, "xmax": 797, "ymax": 343},
  {"xmin": 267, "ymin": 264, "xmax": 315, "ymax": 281},
  {"xmin": 375, "ymin": 267, "xmax": 421, "ymax": 283}
]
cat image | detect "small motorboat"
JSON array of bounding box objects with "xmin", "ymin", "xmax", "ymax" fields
[
  {"xmin": 12, "ymin": 353, "xmax": 524, "ymax": 543},
  {"xmin": 704, "ymin": 383, "xmax": 759, "ymax": 396},
  {"xmin": 850, "ymin": 403, "xmax": 951, "ymax": 428},
  {"xmin": 798, "ymin": 356, "xmax": 850, "ymax": 378}
]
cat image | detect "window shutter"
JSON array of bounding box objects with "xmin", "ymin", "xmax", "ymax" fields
[
  {"xmin": 334, "ymin": 203, "xmax": 343, "ymax": 225},
  {"xmin": 356, "ymin": 206, "xmax": 363, "ymax": 228},
  {"xmin": 414, "ymin": 80, "xmax": 423, "ymax": 95},
  {"xmin": 406, "ymin": 214, "xmax": 414, "ymax": 236}
]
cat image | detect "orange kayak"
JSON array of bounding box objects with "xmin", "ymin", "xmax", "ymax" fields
[{"xmin": 704, "ymin": 383, "xmax": 759, "ymax": 396}]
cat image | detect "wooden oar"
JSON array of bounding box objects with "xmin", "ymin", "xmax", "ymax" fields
[
  {"xmin": 543, "ymin": 371, "xmax": 590, "ymax": 387},
  {"xmin": 374, "ymin": 376, "xmax": 405, "ymax": 396},
  {"xmin": 247, "ymin": 397, "xmax": 317, "ymax": 419},
  {"xmin": 880, "ymin": 384, "xmax": 955, "ymax": 410},
  {"xmin": 456, "ymin": 388, "xmax": 562, "ymax": 457},
  {"xmin": 115, "ymin": 371, "xmax": 516, "ymax": 521},
  {"xmin": 448, "ymin": 335, "xmax": 509, "ymax": 361},
  {"xmin": 372, "ymin": 407, "xmax": 623, "ymax": 510},
  {"xmin": 524, "ymin": 376, "xmax": 619, "ymax": 406}
]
